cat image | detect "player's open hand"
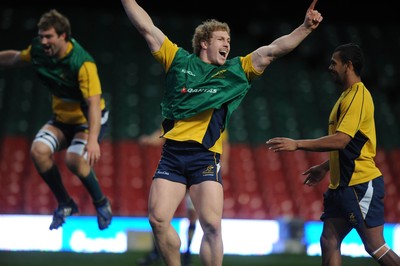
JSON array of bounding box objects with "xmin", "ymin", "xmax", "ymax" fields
[
  {"xmin": 266, "ymin": 137, "xmax": 298, "ymax": 152},
  {"xmin": 303, "ymin": 164, "xmax": 327, "ymax": 186}
]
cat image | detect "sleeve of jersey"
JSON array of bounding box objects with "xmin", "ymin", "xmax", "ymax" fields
[
  {"xmin": 152, "ymin": 37, "xmax": 179, "ymax": 73},
  {"xmin": 336, "ymin": 88, "xmax": 365, "ymax": 138},
  {"xmin": 78, "ymin": 62, "xmax": 102, "ymax": 98},
  {"xmin": 240, "ymin": 53, "xmax": 263, "ymax": 81},
  {"xmin": 20, "ymin": 46, "xmax": 32, "ymax": 62}
]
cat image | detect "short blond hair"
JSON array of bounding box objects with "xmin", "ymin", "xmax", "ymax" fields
[{"xmin": 192, "ymin": 19, "xmax": 230, "ymax": 55}]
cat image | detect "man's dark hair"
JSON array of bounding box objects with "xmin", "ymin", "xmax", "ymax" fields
[
  {"xmin": 37, "ymin": 9, "xmax": 71, "ymax": 41},
  {"xmin": 334, "ymin": 43, "xmax": 364, "ymax": 76}
]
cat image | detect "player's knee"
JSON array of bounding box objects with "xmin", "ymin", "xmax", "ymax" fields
[
  {"xmin": 31, "ymin": 130, "xmax": 60, "ymax": 155},
  {"xmin": 319, "ymin": 234, "xmax": 328, "ymax": 249},
  {"xmin": 371, "ymin": 243, "xmax": 390, "ymax": 261},
  {"xmin": 65, "ymin": 139, "xmax": 88, "ymax": 170},
  {"xmin": 32, "ymin": 130, "xmax": 59, "ymax": 157},
  {"xmin": 200, "ymin": 220, "xmax": 221, "ymax": 237},
  {"xmin": 66, "ymin": 139, "xmax": 87, "ymax": 159},
  {"xmin": 148, "ymin": 215, "xmax": 166, "ymax": 235},
  {"xmin": 319, "ymin": 234, "xmax": 339, "ymax": 252}
]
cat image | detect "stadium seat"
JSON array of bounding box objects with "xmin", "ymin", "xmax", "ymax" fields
[
  {"xmin": 0, "ymin": 137, "xmax": 30, "ymax": 213},
  {"xmin": 114, "ymin": 140, "xmax": 148, "ymax": 216}
]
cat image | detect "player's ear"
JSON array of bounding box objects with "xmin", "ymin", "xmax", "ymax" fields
[
  {"xmin": 345, "ymin": 61, "xmax": 353, "ymax": 71},
  {"xmin": 59, "ymin": 32, "xmax": 67, "ymax": 40},
  {"xmin": 200, "ymin": 40, "xmax": 208, "ymax": 50}
]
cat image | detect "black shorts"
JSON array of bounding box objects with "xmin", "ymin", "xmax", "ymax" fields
[
  {"xmin": 321, "ymin": 176, "xmax": 385, "ymax": 228},
  {"xmin": 153, "ymin": 139, "xmax": 223, "ymax": 187},
  {"xmin": 47, "ymin": 109, "xmax": 109, "ymax": 145}
]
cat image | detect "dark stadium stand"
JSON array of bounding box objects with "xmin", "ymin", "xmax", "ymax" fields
[{"xmin": 0, "ymin": 6, "xmax": 399, "ymax": 223}]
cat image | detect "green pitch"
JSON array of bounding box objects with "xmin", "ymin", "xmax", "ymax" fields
[{"xmin": 0, "ymin": 251, "xmax": 378, "ymax": 266}]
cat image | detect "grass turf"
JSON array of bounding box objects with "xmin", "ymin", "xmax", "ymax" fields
[{"xmin": 0, "ymin": 251, "xmax": 378, "ymax": 266}]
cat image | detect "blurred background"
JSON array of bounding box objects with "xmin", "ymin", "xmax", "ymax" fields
[{"xmin": 0, "ymin": 0, "xmax": 400, "ymax": 257}]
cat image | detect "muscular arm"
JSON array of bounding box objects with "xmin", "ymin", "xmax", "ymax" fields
[
  {"xmin": 266, "ymin": 132, "xmax": 352, "ymax": 152},
  {"xmin": 121, "ymin": 0, "xmax": 166, "ymax": 52},
  {"xmin": 0, "ymin": 50, "xmax": 30, "ymax": 68},
  {"xmin": 295, "ymin": 132, "xmax": 351, "ymax": 151},
  {"xmin": 78, "ymin": 62, "xmax": 103, "ymax": 166},
  {"xmin": 251, "ymin": 1, "xmax": 323, "ymax": 72}
]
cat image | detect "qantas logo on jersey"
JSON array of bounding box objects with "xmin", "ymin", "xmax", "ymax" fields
[
  {"xmin": 180, "ymin": 87, "xmax": 217, "ymax": 94},
  {"xmin": 180, "ymin": 67, "xmax": 226, "ymax": 94}
]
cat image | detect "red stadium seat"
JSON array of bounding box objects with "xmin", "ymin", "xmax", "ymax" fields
[
  {"xmin": 0, "ymin": 136, "xmax": 30, "ymax": 213},
  {"xmin": 114, "ymin": 140, "xmax": 148, "ymax": 216}
]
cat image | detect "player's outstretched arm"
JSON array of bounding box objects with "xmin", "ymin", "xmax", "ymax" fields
[
  {"xmin": 251, "ymin": 0, "xmax": 323, "ymax": 73},
  {"xmin": 0, "ymin": 50, "xmax": 28, "ymax": 68},
  {"xmin": 121, "ymin": 0, "xmax": 166, "ymax": 52}
]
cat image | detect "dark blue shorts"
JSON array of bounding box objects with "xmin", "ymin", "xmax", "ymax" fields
[
  {"xmin": 153, "ymin": 139, "xmax": 222, "ymax": 187},
  {"xmin": 47, "ymin": 109, "xmax": 109, "ymax": 145},
  {"xmin": 320, "ymin": 176, "xmax": 385, "ymax": 228}
]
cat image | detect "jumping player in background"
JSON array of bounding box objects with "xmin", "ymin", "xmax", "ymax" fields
[
  {"xmin": 121, "ymin": 0, "xmax": 322, "ymax": 264},
  {"xmin": 0, "ymin": 9, "xmax": 112, "ymax": 230}
]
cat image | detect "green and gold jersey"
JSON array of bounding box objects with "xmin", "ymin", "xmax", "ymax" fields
[
  {"xmin": 20, "ymin": 38, "xmax": 106, "ymax": 124},
  {"xmin": 153, "ymin": 37, "xmax": 261, "ymax": 154}
]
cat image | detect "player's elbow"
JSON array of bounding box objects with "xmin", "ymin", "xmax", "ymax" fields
[{"xmin": 334, "ymin": 132, "xmax": 352, "ymax": 150}]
